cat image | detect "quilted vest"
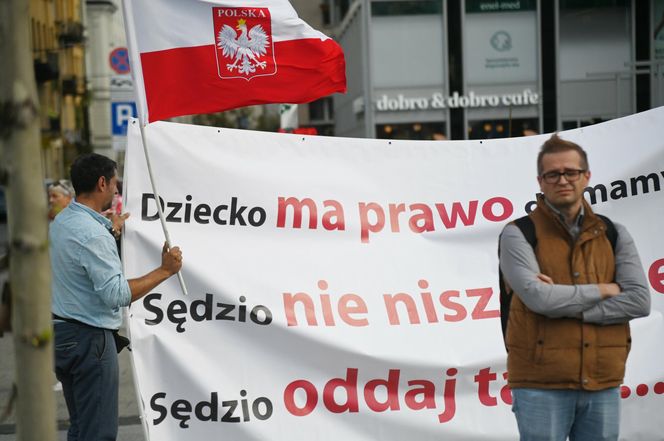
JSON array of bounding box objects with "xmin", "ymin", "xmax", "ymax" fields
[{"xmin": 506, "ymin": 197, "xmax": 630, "ymax": 390}]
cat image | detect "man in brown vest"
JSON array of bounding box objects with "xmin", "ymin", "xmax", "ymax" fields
[{"xmin": 499, "ymin": 134, "xmax": 650, "ymax": 441}]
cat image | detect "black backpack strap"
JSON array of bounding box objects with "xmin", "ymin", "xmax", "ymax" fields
[
  {"xmin": 595, "ymin": 214, "xmax": 618, "ymax": 253},
  {"xmin": 498, "ymin": 215, "xmax": 535, "ymax": 345},
  {"xmin": 513, "ymin": 215, "xmax": 536, "ymax": 249}
]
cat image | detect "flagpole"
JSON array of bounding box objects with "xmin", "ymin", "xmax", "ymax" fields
[{"xmin": 138, "ymin": 122, "xmax": 189, "ymax": 296}]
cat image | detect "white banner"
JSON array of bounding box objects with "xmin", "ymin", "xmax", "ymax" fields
[{"xmin": 123, "ymin": 108, "xmax": 664, "ymax": 441}]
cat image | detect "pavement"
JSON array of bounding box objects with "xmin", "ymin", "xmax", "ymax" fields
[{"xmin": 0, "ymin": 220, "xmax": 147, "ymax": 440}]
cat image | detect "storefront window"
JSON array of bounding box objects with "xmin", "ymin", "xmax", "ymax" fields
[
  {"xmin": 463, "ymin": 0, "xmax": 540, "ymax": 139},
  {"xmin": 561, "ymin": 118, "xmax": 607, "ymax": 130},
  {"xmin": 558, "ymin": 1, "xmax": 633, "ymax": 119},
  {"xmin": 464, "ymin": 0, "xmax": 538, "ymax": 85},
  {"xmin": 372, "ymin": 0, "xmax": 442, "ymax": 16},
  {"xmin": 370, "ymin": 0, "xmax": 447, "ymax": 138},
  {"xmin": 370, "ymin": 1, "xmax": 445, "ymax": 89},
  {"xmin": 467, "ymin": 118, "xmax": 538, "ymax": 139},
  {"xmin": 377, "ymin": 122, "xmax": 446, "ymax": 140},
  {"xmin": 656, "ymin": 0, "xmax": 664, "ymax": 60}
]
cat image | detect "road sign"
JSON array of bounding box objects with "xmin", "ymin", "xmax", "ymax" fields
[
  {"xmin": 112, "ymin": 102, "xmax": 137, "ymax": 136},
  {"xmin": 109, "ymin": 47, "xmax": 130, "ymax": 75}
]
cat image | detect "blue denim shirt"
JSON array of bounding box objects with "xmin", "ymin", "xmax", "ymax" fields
[{"xmin": 50, "ymin": 200, "xmax": 131, "ymax": 329}]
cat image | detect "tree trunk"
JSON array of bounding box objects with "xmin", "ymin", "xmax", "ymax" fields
[{"xmin": 0, "ymin": 1, "xmax": 57, "ymax": 440}]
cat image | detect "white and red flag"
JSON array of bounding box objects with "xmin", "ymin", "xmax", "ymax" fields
[{"xmin": 122, "ymin": 0, "xmax": 346, "ymax": 123}]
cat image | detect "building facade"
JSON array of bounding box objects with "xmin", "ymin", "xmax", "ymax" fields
[
  {"xmin": 309, "ymin": 0, "xmax": 664, "ymax": 139},
  {"xmin": 30, "ymin": 0, "xmax": 88, "ymax": 179}
]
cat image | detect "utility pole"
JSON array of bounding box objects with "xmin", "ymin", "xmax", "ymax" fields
[{"xmin": 0, "ymin": 1, "xmax": 57, "ymax": 440}]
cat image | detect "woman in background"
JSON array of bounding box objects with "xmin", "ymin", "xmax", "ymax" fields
[{"xmin": 48, "ymin": 180, "xmax": 75, "ymax": 220}]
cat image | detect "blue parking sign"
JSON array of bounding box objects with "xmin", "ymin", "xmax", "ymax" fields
[{"xmin": 111, "ymin": 102, "xmax": 137, "ymax": 136}]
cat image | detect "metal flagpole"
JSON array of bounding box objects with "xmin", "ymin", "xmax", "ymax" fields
[{"xmin": 138, "ymin": 122, "xmax": 189, "ymax": 296}]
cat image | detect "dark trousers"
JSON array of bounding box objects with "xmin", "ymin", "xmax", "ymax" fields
[{"xmin": 54, "ymin": 321, "xmax": 119, "ymax": 441}]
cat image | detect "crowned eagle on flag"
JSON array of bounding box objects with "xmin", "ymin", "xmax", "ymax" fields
[
  {"xmin": 213, "ymin": 8, "xmax": 276, "ymax": 80},
  {"xmin": 217, "ymin": 19, "xmax": 269, "ymax": 75}
]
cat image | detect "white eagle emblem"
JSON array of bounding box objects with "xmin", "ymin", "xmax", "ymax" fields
[{"xmin": 216, "ymin": 18, "xmax": 270, "ymax": 76}]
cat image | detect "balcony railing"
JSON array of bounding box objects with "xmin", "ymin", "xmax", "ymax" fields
[{"xmin": 57, "ymin": 21, "xmax": 85, "ymax": 46}]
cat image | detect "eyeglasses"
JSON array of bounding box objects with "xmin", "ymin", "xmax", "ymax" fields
[{"xmin": 540, "ymin": 169, "xmax": 587, "ymax": 184}]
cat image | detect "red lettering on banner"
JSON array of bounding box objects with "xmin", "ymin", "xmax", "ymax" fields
[
  {"xmin": 419, "ymin": 280, "xmax": 439, "ymax": 323},
  {"xmin": 404, "ymin": 380, "xmax": 437, "ymax": 410},
  {"xmin": 383, "ymin": 285, "xmax": 497, "ymax": 325},
  {"xmin": 283, "ymin": 281, "xmax": 369, "ymax": 327},
  {"xmin": 437, "ymin": 368, "xmax": 458, "ymax": 423},
  {"xmin": 467, "ymin": 288, "xmax": 500, "ymax": 319},
  {"xmin": 439, "ymin": 291, "xmax": 466, "ymax": 322},
  {"xmin": 475, "ymin": 368, "xmax": 498, "ymax": 406},
  {"xmin": 323, "ymin": 368, "xmax": 359, "ymax": 413},
  {"xmin": 277, "ymin": 197, "xmax": 345, "ymax": 231},
  {"xmin": 435, "ymin": 201, "xmax": 478, "ymax": 228},
  {"xmin": 500, "ymin": 372, "xmax": 513, "ymax": 405},
  {"xmin": 283, "ymin": 368, "xmax": 459, "ymax": 423},
  {"xmin": 409, "ymin": 204, "xmax": 435, "ymax": 233},
  {"xmin": 649, "ymin": 258, "xmax": 664, "ymax": 294},
  {"xmin": 276, "ymin": 195, "xmax": 514, "ymax": 242},
  {"xmin": 358, "ymin": 196, "xmax": 514, "ymax": 243},
  {"xmin": 322, "ymin": 200, "xmax": 345, "ymax": 230},
  {"xmin": 364, "ymin": 369, "xmax": 401, "ymax": 411},
  {"xmin": 277, "ymin": 197, "xmax": 317, "ymax": 229},
  {"xmin": 359, "ymin": 202, "xmax": 385, "ymax": 243},
  {"xmin": 383, "ymin": 293, "xmax": 422, "ymax": 324},
  {"xmin": 481, "ymin": 197, "xmax": 514, "ymax": 222},
  {"xmin": 283, "ymin": 380, "xmax": 318, "ymax": 416},
  {"xmin": 475, "ymin": 368, "xmax": 512, "ymax": 407},
  {"xmin": 389, "ymin": 203, "xmax": 406, "ymax": 232}
]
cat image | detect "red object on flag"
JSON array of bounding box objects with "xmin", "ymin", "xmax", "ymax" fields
[{"xmin": 122, "ymin": 0, "xmax": 346, "ymax": 123}]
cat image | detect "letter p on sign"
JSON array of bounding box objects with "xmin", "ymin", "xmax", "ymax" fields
[{"xmin": 112, "ymin": 102, "xmax": 137, "ymax": 136}]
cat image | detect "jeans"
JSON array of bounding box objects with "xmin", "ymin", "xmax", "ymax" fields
[
  {"xmin": 511, "ymin": 387, "xmax": 620, "ymax": 441},
  {"xmin": 54, "ymin": 321, "xmax": 119, "ymax": 441}
]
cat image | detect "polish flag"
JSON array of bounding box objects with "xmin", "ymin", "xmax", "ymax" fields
[{"xmin": 122, "ymin": 0, "xmax": 346, "ymax": 123}]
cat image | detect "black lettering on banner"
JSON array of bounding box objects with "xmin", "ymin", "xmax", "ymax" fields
[
  {"xmin": 150, "ymin": 392, "xmax": 273, "ymax": 427},
  {"xmin": 144, "ymin": 293, "xmax": 164, "ymax": 325},
  {"xmin": 213, "ymin": 205, "xmax": 228, "ymax": 225},
  {"xmin": 191, "ymin": 295, "xmax": 213, "ymax": 321},
  {"xmin": 151, "ymin": 392, "xmax": 167, "ymax": 425},
  {"xmin": 216, "ymin": 302, "xmax": 235, "ymax": 321},
  {"xmin": 167, "ymin": 300, "xmax": 188, "ymax": 333},
  {"xmin": 165, "ymin": 202, "xmax": 182, "ymax": 222},
  {"xmin": 141, "ymin": 193, "xmax": 267, "ymax": 227},
  {"xmin": 143, "ymin": 293, "xmax": 273, "ymax": 332},
  {"xmin": 221, "ymin": 400, "xmax": 240, "ymax": 423},
  {"xmin": 172, "ymin": 399, "xmax": 193, "ymax": 428},
  {"xmin": 195, "ymin": 392, "xmax": 218, "ymax": 422},
  {"xmin": 230, "ymin": 197, "xmax": 247, "ymax": 226},
  {"xmin": 252, "ymin": 397, "xmax": 273, "ymax": 420}
]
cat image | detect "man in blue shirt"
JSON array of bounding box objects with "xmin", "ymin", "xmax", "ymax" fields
[{"xmin": 51, "ymin": 153, "xmax": 182, "ymax": 441}]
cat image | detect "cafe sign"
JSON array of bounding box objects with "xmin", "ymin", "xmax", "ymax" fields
[{"xmin": 372, "ymin": 89, "xmax": 539, "ymax": 112}]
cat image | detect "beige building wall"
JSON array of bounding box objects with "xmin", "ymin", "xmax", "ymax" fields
[{"xmin": 30, "ymin": 0, "xmax": 87, "ymax": 180}]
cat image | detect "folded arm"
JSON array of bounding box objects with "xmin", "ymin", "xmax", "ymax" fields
[
  {"xmin": 499, "ymin": 223, "xmax": 650, "ymax": 324},
  {"xmin": 499, "ymin": 224, "xmax": 602, "ymax": 318}
]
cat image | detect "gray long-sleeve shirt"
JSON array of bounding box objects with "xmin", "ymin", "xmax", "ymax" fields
[{"xmin": 499, "ymin": 219, "xmax": 651, "ymax": 326}]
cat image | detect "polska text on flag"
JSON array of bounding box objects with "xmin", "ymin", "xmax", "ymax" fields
[{"xmin": 122, "ymin": 0, "xmax": 346, "ymax": 123}]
